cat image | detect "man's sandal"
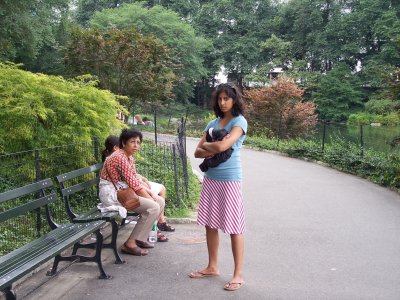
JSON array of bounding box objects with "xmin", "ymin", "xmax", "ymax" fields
[
  {"xmin": 136, "ymin": 240, "xmax": 155, "ymax": 248},
  {"xmin": 223, "ymin": 282, "xmax": 245, "ymax": 291},
  {"xmin": 121, "ymin": 243, "xmax": 149, "ymax": 256}
]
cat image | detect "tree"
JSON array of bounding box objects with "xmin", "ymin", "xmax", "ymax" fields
[
  {"xmin": 90, "ymin": 2, "xmax": 209, "ymax": 102},
  {"xmin": 312, "ymin": 63, "xmax": 364, "ymax": 121},
  {"xmin": 244, "ymin": 77, "xmax": 318, "ymax": 138},
  {"xmin": 193, "ymin": 0, "xmax": 276, "ymax": 86},
  {"xmin": 0, "ymin": 0, "xmax": 71, "ymax": 73},
  {"xmin": 0, "ymin": 63, "xmax": 124, "ymax": 153},
  {"xmin": 64, "ymin": 26, "xmax": 176, "ymax": 110},
  {"xmin": 74, "ymin": 0, "xmax": 137, "ymax": 26}
]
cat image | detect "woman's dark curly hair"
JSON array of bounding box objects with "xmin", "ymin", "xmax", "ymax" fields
[
  {"xmin": 119, "ymin": 128, "xmax": 142, "ymax": 148},
  {"xmin": 211, "ymin": 83, "xmax": 245, "ymax": 118}
]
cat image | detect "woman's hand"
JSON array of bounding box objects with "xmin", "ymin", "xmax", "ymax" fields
[
  {"xmin": 194, "ymin": 133, "xmax": 215, "ymax": 158},
  {"xmin": 201, "ymin": 126, "xmax": 243, "ymax": 154}
]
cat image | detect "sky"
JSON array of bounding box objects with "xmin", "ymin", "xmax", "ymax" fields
[{"xmin": 215, "ymin": 66, "xmax": 227, "ymax": 83}]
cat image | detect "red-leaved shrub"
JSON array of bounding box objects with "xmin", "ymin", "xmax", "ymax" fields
[{"xmin": 244, "ymin": 77, "xmax": 318, "ymax": 138}]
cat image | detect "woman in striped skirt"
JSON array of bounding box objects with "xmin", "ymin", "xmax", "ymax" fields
[{"xmin": 189, "ymin": 83, "xmax": 247, "ymax": 291}]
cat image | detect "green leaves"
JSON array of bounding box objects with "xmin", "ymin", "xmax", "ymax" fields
[
  {"xmin": 90, "ymin": 2, "xmax": 209, "ymax": 102},
  {"xmin": 65, "ymin": 26, "xmax": 175, "ymax": 107},
  {"xmin": 0, "ymin": 0, "xmax": 71, "ymax": 73},
  {"xmin": 0, "ymin": 64, "xmax": 124, "ymax": 153},
  {"xmin": 313, "ymin": 63, "xmax": 364, "ymax": 121}
]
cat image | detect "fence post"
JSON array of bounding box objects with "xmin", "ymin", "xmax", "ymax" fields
[
  {"xmin": 172, "ymin": 145, "xmax": 180, "ymax": 207},
  {"xmin": 322, "ymin": 121, "xmax": 326, "ymax": 152},
  {"xmin": 93, "ymin": 137, "xmax": 99, "ymax": 162},
  {"xmin": 154, "ymin": 109, "xmax": 158, "ymax": 146},
  {"xmin": 180, "ymin": 117, "xmax": 187, "ymax": 157},
  {"xmin": 34, "ymin": 149, "xmax": 42, "ymax": 237},
  {"xmin": 360, "ymin": 124, "xmax": 364, "ymax": 157},
  {"xmin": 277, "ymin": 113, "xmax": 283, "ymax": 146},
  {"xmin": 178, "ymin": 119, "xmax": 189, "ymax": 197},
  {"xmin": 184, "ymin": 107, "xmax": 189, "ymax": 126},
  {"xmin": 168, "ymin": 115, "xmax": 171, "ymax": 128}
]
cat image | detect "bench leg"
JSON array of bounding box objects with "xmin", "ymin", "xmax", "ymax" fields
[
  {"xmin": 72, "ymin": 243, "xmax": 79, "ymax": 255},
  {"xmin": 94, "ymin": 229, "xmax": 111, "ymax": 279},
  {"xmin": 4, "ymin": 286, "xmax": 16, "ymax": 300},
  {"xmin": 47, "ymin": 254, "xmax": 61, "ymax": 276},
  {"xmin": 102, "ymin": 220, "xmax": 125, "ymax": 264},
  {"xmin": 46, "ymin": 231, "xmax": 110, "ymax": 279},
  {"xmin": 73, "ymin": 240, "xmax": 96, "ymax": 252}
]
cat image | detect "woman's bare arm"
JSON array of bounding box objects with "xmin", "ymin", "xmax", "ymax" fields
[
  {"xmin": 201, "ymin": 126, "xmax": 244, "ymax": 154},
  {"xmin": 194, "ymin": 133, "xmax": 215, "ymax": 158}
]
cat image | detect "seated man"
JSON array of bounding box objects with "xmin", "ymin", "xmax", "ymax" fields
[{"xmin": 199, "ymin": 128, "xmax": 233, "ymax": 172}]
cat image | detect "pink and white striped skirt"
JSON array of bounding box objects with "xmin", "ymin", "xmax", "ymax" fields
[{"xmin": 197, "ymin": 176, "xmax": 245, "ymax": 234}]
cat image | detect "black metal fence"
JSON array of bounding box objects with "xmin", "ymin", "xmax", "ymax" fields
[
  {"xmin": 184, "ymin": 115, "xmax": 400, "ymax": 155},
  {"xmin": 0, "ymin": 122, "xmax": 190, "ymax": 255}
]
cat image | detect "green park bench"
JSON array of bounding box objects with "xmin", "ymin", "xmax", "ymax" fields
[
  {"xmin": 55, "ymin": 162, "xmax": 140, "ymax": 265},
  {"xmin": 0, "ymin": 179, "xmax": 109, "ymax": 300}
]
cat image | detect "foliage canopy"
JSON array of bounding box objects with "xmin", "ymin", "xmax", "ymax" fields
[
  {"xmin": 64, "ymin": 26, "xmax": 175, "ymax": 110},
  {"xmin": 90, "ymin": 2, "xmax": 209, "ymax": 102},
  {"xmin": 244, "ymin": 77, "xmax": 318, "ymax": 138},
  {"xmin": 0, "ymin": 63, "xmax": 124, "ymax": 153}
]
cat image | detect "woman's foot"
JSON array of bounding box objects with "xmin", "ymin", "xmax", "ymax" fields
[
  {"xmin": 189, "ymin": 267, "xmax": 220, "ymax": 278},
  {"xmin": 223, "ymin": 276, "xmax": 245, "ymax": 291},
  {"xmin": 157, "ymin": 232, "xmax": 169, "ymax": 242},
  {"xmin": 157, "ymin": 222, "xmax": 175, "ymax": 232},
  {"xmin": 223, "ymin": 281, "xmax": 245, "ymax": 291}
]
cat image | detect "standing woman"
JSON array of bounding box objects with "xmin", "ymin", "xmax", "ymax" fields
[{"xmin": 189, "ymin": 83, "xmax": 247, "ymax": 291}]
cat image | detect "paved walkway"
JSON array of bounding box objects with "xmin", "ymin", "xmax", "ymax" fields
[{"xmin": 15, "ymin": 136, "xmax": 400, "ymax": 299}]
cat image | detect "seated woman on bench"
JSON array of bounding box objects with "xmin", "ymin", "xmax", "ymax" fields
[
  {"xmin": 102, "ymin": 135, "xmax": 175, "ymax": 232},
  {"xmin": 99, "ymin": 129, "xmax": 167, "ymax": 256}
]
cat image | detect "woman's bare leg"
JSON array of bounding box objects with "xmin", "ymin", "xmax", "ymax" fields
[
  {"xmin": 190, "ymin": 226, "xmax": 220, "ymax": 276},
  {"xmin": 158, "ymin": 186, "xmax": 167, "ymax": 223},
  {"xmin": 206, "ymin": 226, "xmax": 219, "ymax": 272},
  {"xmin": 225, "ymin": 233, "xmax": 245, "ymax": 288}
]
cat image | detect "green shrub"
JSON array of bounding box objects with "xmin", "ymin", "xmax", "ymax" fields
[
  {"xmin": 245, "ymin": 134, "xmax": 400, "ymax": 190},
  {"xmin": 365, "ymin": 98, "xmax": 396, "ymax": 115},
  {"xmin": 375, "ymin": 113, "xmax": 400, "ymax": 126},
  {"xmin": 347, "ymin": 112, "xmax": 375, "ymax": 125},
  {"xmin": 348, "ymin": 112, "xmax": 400, "ymax": 125},
  {"xmin": 0, "ymin": 64, "xmax": 124, "ymax": 153}
]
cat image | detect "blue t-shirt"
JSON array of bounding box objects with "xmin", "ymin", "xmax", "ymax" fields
[{"xmin": 204, "ymin": 115, "xmax": 247, "ymax": 181}]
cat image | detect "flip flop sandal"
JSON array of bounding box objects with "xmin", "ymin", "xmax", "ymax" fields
[
  {"xmin": 121, "ymin": 243, "xmax": 149, "ymax": 256},
  {"xmin": 136, "ymin": 240, "xmax": 155, "ymax": 248},
  {"xmin": 223, "ymin": 282, "xmax": 245, "ymax": 291},
  {"xmin": 157, "ymin": 232, "xmax": 169, "ymax": 242},
  {"xmin": 157, "ymin": 222, "xmax": 175, "ymax": 232},
  {"xmin": 189, "ymin": 271, "xmax": 220, "ymax": 279}
]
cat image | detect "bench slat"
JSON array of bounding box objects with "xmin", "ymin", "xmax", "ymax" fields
[
  {"xmin": 0, "ymin": 222, "xmax": 96, "ymax": 269},
  {"xmin": 74, "ymin": 208, "xmax": 119, "ymax": 222},
  {"xmin": 0, "ymin": 220, "xmax": 105, "ymax": 290},
  {"xmin": 0, "ymin": 179, "xmax": 53, "ymax": 203},
  {"xmin": 56, "ymin": 163, "xmax": 103, "ymax": 183},
  {"xmin": 60, "ymin": 177, "xmax": 100, "ymax": 197},
  {"xmin": 0, "ymin": 193, "xmax": 57, "ymax": 223}
]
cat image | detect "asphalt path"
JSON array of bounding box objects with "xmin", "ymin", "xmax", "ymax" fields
[{"xmin": 18, "ymin": 135, "xmax": 400, "ymax": 300}]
